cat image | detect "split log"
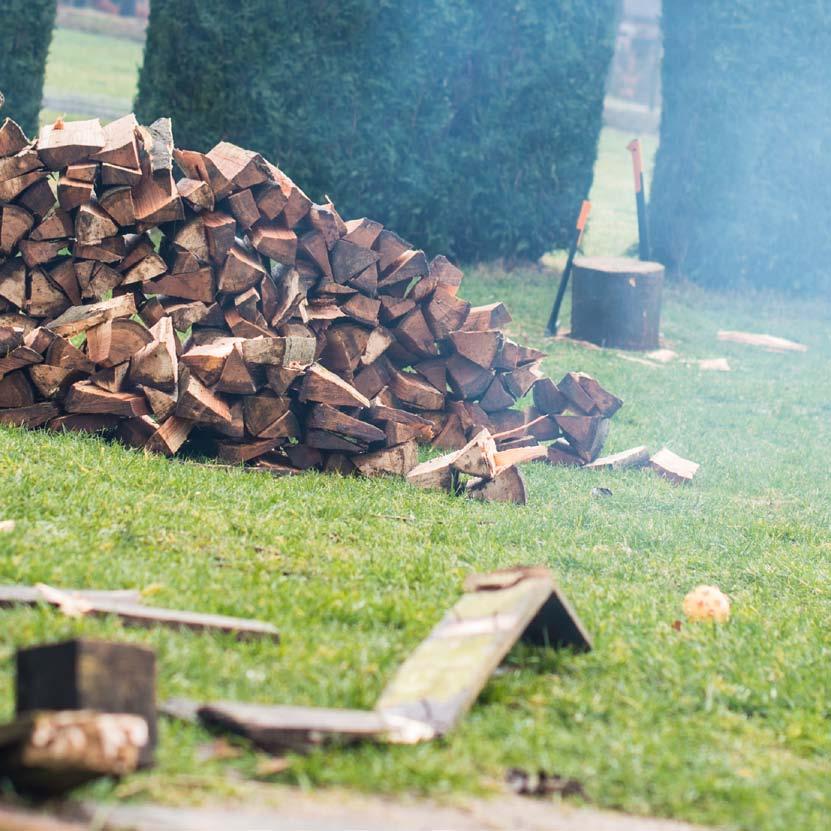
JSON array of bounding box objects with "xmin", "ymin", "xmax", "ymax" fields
[
  {"xmin": 37, "ymin": 119, "xmax": 106, "ymax": 169},
  {"xmin": 307, "ymin": 403, "xmax": 385, "ymax": 444},
  {"xmin": 545, "ymin": 439, "xmax": 585, "ymax": 467},
  {"xmin": 46, "ymin": 294, "xmax": 136, "ymax": 337},
  {"xmin": 91, "ymin": 112, "xmax": 140, "ymax": 169},
  {"xmin": 145, "ymin": 416, "xmax": 193, "ymax": 455},
  {"xmin": 649, "ymin": 447, "xmax": 699, "ymax": 484},
  {"xmin": 65, "ymin": 382, "xmax": 149, "ymax": 418},
  {"xmin": 532, "ymin": 377, "xmax": 568, "ymax": 415},
  {"xmin": 176, "ymin": 372, "xmax": 231, "ymax": 425},
  {"xmin": 352, "ymin": 439, "xmax": 418, "ymax": 477},
  {"xmin": 250, "ymin": 223, "xmax": 297, "ymax": 265},
  {"xmin": 0, "ymin": 402, "xmax": 59, "ymax": 427},
  {"xmin": 449, "ymin": 330, "xmax": 503, "ymax": 368},
  {"xmin": 445, "ymin": 354, "xmax": 493, "ymax": 400},
  {"xmin": 331, "ymin": 240, "xmax": 379, "ymax": 284},
  {"xmin": 462, "ymin": 302, "xmax": 511, "ymax": 332},
  {"xmin": 0, "ymin": 118, "xmax": 30, "ymax": 158},
  {"xmin": 299, "ymin": 363, "xmax": 370, "ymax": 408},
  {"xmin": 406, "ymin": 452, "xmax": 459, "ymax": 492},
  {"xmin": 0, "ymin": 710, "xmax": 147, "ymax": 795},
  {"xmin": 452, "ymin": 429, "xmax": 498, "ymax": 478},
  {"xmin": 0, "ymin": 370, "xmax": 34, "ymax": 408},
  {"xmin": 585, "ymin": 446, "xmax": 649, "ymax": 470},
  {"xmin": 389, "ymin": 368, "xmax": 445, "ymax": 410},
  {"xmin": 423, "ymin": 288, "xmax": 470, "ymax": 339},
  {"xmin": 554, "ymin": 415, "xmax": 610, "ymax": 463}
]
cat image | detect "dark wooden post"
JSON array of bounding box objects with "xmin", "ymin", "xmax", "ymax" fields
[
  {"xmin": 570, "ymin": 256, "xmax": 663, "ymax": 350},
  {"xmin": 15, "ymin": 639, "xmax": 157, "ymax": 767}
]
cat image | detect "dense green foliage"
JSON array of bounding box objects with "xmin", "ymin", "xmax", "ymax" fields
[
  {"xmin": 0, "ymin": 0, "xmax": 56, "ymax": 137},
  {"xmin": 136, "ymin": 1, "xmax": 615, "ymax": 262},
  {"xmin": 650, "ymin": 2, "xmax": 831, "ymax": 292}
]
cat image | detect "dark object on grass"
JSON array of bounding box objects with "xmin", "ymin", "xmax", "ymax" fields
[
  {"xmin": 506, "ymin": 767, "xmax": 587, "ymax": 799},
  {"xmin": 16, "ymin": 639, "xmax": 157, "ymax": 767},
  {"xmin": 591, "ymin": 487, "xmax": 613, "ymax": 498},
  {"xmin": 570, "ymin": 256, "xmax": 663, "ymax": 350},
  {"xmin": 545, "ymin": 200, "xmax": 591, "ymax": 336}
]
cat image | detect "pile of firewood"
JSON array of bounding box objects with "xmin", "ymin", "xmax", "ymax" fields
[{"xmin": 0, "ymin": 114, "xmax": 622, "ymax": 503}]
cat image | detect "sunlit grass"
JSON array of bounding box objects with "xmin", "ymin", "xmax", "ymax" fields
[
  {"xmin": 11, "ymin": 22, "xmax": 831, "ymax": 831},
  {"xmin": 40, "ymin": 27, "xmax": 142, "ymax": 122},
  {"xmin": 2, "ymin": 273, "xmax": 830, "ymax": 830}
]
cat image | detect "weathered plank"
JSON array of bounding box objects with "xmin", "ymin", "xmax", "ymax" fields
[{"xmin": 376, "ymin": 567, "xmax": 591, "ymax": 741}]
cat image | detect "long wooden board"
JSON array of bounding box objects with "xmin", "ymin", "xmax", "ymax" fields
[
  {"xmin": 375, "ymin": 566, "xmax": 591, "ymax": 741},
  {"xmin": 0, "ymin": 585, "xmax": 279, "ymax": 641},
  {"xmin": 197, "ymin": 702, "xmax": 390, "ymax": 754}
]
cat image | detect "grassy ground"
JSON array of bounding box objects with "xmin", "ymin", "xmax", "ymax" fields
[
  {"xmin": 2, "ymin": 24, "xmax": 827, "ymax": 831},
  {"xmin": 2, "ymin": 281, "xmax": 829, "ymax": 831},
  {"xmin": 39, "ymin": 27, "xmax": 143, "ymax": 126}
]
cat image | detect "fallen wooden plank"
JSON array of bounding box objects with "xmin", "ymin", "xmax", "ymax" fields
[
  {"xmin": 197, "ymin": 702, "xmax": 391, "ymax": 754},
  {"xmin": 0, "ymin": 584, "xmax": 279, "ymax": 642},
  {"xmin": 375, "ymin": 566, "xmax": 591, "ymax": 741}
]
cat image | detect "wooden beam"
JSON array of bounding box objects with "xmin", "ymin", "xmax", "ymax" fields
[{"xmin": 376, "ymin": 567, "xmax": 591, "ymax": 741}]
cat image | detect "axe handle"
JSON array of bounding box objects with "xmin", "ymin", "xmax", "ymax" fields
[
  {"xmin": 628, "ymin": 139, "xmax": 651, "ymax": 260},
  {"xmin": 545, "ymin": 200, "xmax": 591, "ymax": 336}
]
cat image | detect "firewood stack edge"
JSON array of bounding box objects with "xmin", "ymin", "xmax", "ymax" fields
[{"xmin": 0, "ymin": 114, "xmax": 623, "ymax": 504}]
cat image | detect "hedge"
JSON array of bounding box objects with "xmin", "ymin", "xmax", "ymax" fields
[
  {"xmin": 650, "ymin": 2, "xmax": 831, "ymax": 293},
  {"xmin": 135, "ymin": 1, "xmax": 616, "ymax": 262},
  {"xmin": 0, "ymin": 0, "xmax": 56, "ymax": 137}
]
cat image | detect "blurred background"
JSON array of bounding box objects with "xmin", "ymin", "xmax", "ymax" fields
[{"xmin": 2, "ymin": 0, "xmax": 829, "ymax": 295}]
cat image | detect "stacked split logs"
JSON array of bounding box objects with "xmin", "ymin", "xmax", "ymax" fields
[{"xmin": 0, "ymin": 114, "xmax": 622, "ymax": 503}]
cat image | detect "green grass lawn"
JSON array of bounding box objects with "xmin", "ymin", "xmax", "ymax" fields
[
  {"xmin": 39, "ymin": 27, "xmax": 143, "ymax": 126},
  {"xmin": 2, "ymin": 277, "xmax": 830, "ymax": 831},
  {"xmin": 6, "ymin": 23, "xmax": 828, "ymax": 831}
]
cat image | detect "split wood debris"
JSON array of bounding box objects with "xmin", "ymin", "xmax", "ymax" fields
[
  {"xmin": 582, "ymin": 444, "xmax": 699, "ymax": 483},
  {"xmin": 162, "ymin": 566, "xmax": 591, "ymax": 753},
  {"xmin": 0, "ymin": 114, "xmax": 625, "ymax": 504},
  {"xmin": 0, "ymin": 639, "xmax": 155, "ymax": 794},
  {"xmin": 0, "ymin": 710, "xmax": 147, "ymax": 796}
]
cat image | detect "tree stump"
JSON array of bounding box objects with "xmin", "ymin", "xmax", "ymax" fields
[{"xmin": 570, "ymin": 256, "xmax": 663, "ymax": 350}]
